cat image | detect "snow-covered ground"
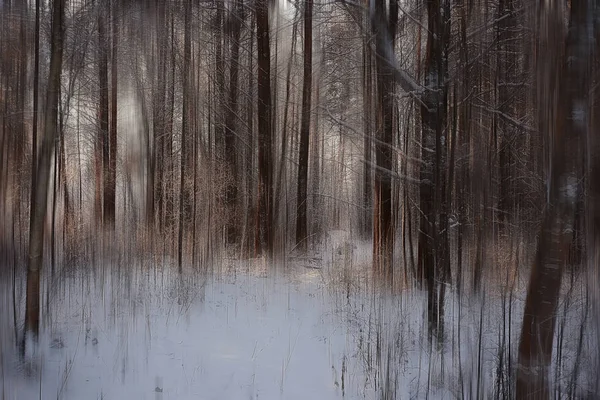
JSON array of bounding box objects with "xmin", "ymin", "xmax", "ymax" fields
[{"xmin": 0, "ymin": 240, "xmax": 596, "ymax": 399}]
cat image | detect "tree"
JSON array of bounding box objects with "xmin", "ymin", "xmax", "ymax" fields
[
  {"xmin": 224, "ymin": 0, "xmax": 244, "ymax": 245},
  {"xmin": 104, "ymin": 0, "xmax": 118, "ymax": 226},
  {"xmin": 295, "ymin": 0, "xmax": 313, "ymax": 250},
  {"xmin": 255, "ymin": 0, "xmax": 273, "ymax": 256},
  {"xmin": 496, "ymin": 0, "xmax": 518, "ymax": 223},
  {"xmin": 371, "ymin": 0, "xmax": 397, "ymax": 275},
  {"xmin": 29, "ymin": 0, "xmax": 40, "ymax": 242},
  {"xmin": 24, "ymin": 0, "xmax": 65, "ymax": 343},
  {"xmin": 178, "ymin": 0, "xmax": 192, "ymax": 271},
  {"xmin": 96, "ymin": 0, "xmax": 109, "ymax": 226},
  {"xmin": 516, "ymin": 0, "xmax": 593, "ymax": 396}
]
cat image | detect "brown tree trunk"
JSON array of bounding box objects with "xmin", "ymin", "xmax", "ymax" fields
[
  {"xmin": 29, "ymin": 0, "xmax": 40, "ymax": 240},
  {"xmin": 105, "ymin": 0, "xmax": 117, "ymax": 227},
  {"xmin": 418, "ymin": 0, "xmax": 440, "ymax": 284},
  {"xmin": 496, "ymin": 0, "xmax": 518, "ymax": 223},
  {"xmin": 362, "ymin": 16, "xmax": 373, "ymax": 239},
  {"xmin": 516, "ymin": 1, "xmax": 593, "ymax": 396},
  {"xmin": 165, "ymin": 14, "xmax": 176, "ymax": 236},
  {"xmin": 215, "ymin": 1, "xmax": 225, "ymax": 153},
  {"xmin": 224, "ymin": 0, "xmax": 243, "ymax": 245},
  {"xmin": 295, "ymin": 0, "xmax": 313, "ymax": 250},
  {"xmin": 372, "ymin": 0, "xmax": 397, "ymax": 276},
  {"xmin": 418, "ymin": 0, "xmax": 450, "ymax": 340},
  {"xmin": 97, "ymin": 4, "xmax": 109, "ymax": 226},
  {"xmin": 178, "ymin": 0, "xmax": 192, "ymax": 271},
  {"xmin": 24, "ymin": 0, "xmax": 65, "ymax": 342},
  {"xmin": 255, "ymin": 0, "xmax": 273, "ymax": 256},
  {"xmin": 274, "ymin": 9, "xmax": 299, "ymax": 230}
]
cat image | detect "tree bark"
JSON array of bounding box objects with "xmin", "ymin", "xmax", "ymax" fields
[
  {"xmin": 224, "ymin": 0, "xmax": 243, "ymax": 245},
  {"xmin": 295, "ymin": 0, "xmax": 313, "ymax": 250},
  {"xmin": 24, "ymin": 0, "xmax": 65, "ymax": 341},
  {"xmin": 105, "ymin": 0, "xmax": 118, "ymax": 226},
  {"xmin": 29, "ymin": 0, "xmax": 40, "ymax": 241},
  {"xmin": 362, "ymin": 14, "xmax": 373, "ymax": 239},
  {"xmin": 516, "ymin": 1, "xmax": 593, "ymax": 396},
  {"xmin": 255, "ymin": 0, "xmax": 273, "ymax": 256},
  {"xmin": 96, "ymin": 3, "xmax": 109, "ymax": 226},
  {"xmin": 371, "ymin": 0, "xmax": 397, "ymax": 276},
  {"xmin": 417, "ymin": 0, "xmax": 450, "ymax": 340},
  {"xmin": 178, "ymin": 0, "xmax": 192, "ymax": 271},
  {"xmin": 496, "ymin": 0, "xmax": 518, "ymax": 223}
]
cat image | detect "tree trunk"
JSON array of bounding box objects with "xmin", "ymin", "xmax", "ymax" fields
[
  {"xmin": 417, "ymin": 0, "xmax": 450, "ymax": 340},
  {"xmin": 29, "ymin": 0, "xmax": 40, "ymax": 242},
  {"xmin": 178, "ymin": 0, "xmax": 192, "ymax": 271},
  {"xmin": 295, "ymin": 0, "xmax": 313, "ymax": 250},
  {"xmin": 96, "ymin": 3, "xmax": 109, "ymax": 227},
  {"xmin": 372, "ymin": 0, "xmax": 397, "ymax": 276},
  {"xmin": 362, "ymin": 16, "xmax": 373, "ymax": 239},
  {"xmin": 516, "ymin": 1, "xmax": 592, "ymax": 396},
  {"xmin": 274, "ymin": 9, "xmax": 298, "ymax": 231},
  {"xmin": 496, "ymin": 0, "xmax": 518, "ymax": 223},
  {"xmin": 255, "ymin": 0, "xmax": 273, "ymax": 256},
  {"xmin": 105, "ymin": 0, "xmax": 118, "ymax": 226},
  {"xmin": 24, "ymin": 0, "xmax": 65, "ymax": 342},
  {"xmin": 224, "ymin": 0, "xmax": 243, "ymax": 245}
]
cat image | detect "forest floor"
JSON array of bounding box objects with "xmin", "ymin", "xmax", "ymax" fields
[{"xmin": 0, "ymin": 231, "xmax": 595, "ymax": 399}]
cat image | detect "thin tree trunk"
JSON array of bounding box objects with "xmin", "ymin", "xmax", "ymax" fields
[
  {"xmin": 105, "ymin": 0, "xmax": 118, "ymax": 226},
  {"xmin": 224, "ymin": 0, "xmax": 243, "ymax": 245},
  {"xmin": 372, "ymin": 0, "xmax": 397, "ymax": 276},
  {"xmin": 295, "ymin": 0, "xmax": 313, "ymax": 250},
  {"xmin": 256, "ymin": 0, "xmax": 273, "ymax": 256},
  {"xmin": 362, "ymin": 17, "xmax": 373, "ymax": 238},
  {"xmin": 274, "ymin": 8, "xmax": 299, "ymax": 232},
  {"xmin": 29, "ymin": 0, "xmax": 40, "ymax": 238},
  {"xmin": 97, "ymin": 3, "xmax": 109, "ymax": 227},
  {"xmin": 496, "ymin": 0, "xmax": 517, "ymax": 223},
  {"xmin": 178, "ymin": 0, "xmax": 192, "ymax": 272},
  {"xmin": 417, "ymin": 0, "xmax": 450, "ymax": 340},
  {"xmin": 244, "ymin": 16, "xmax": 255, "ymax": 255}
]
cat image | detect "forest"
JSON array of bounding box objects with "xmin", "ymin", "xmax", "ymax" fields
[{"xmin": 1, "ymin": 0, "xmax": 599, "ymax": 398}]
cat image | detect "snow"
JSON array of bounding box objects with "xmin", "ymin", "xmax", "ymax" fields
[
  {"xmin": 559, "ymin": 173, "xmax": 579, "ymax": 205},
  {"xmin": 3, "ymin": 262, "xmax": 372, "ymax": 400},
  {"xmin": 571, "ymin": 100, "xmax": 586, "ymax": 129},
  {"xmin": 1, "ymin": 238, "xmax": 596, "ymax": 399}
]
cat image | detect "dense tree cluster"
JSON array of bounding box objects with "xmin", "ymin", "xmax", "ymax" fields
[{"xmin": 1, "ymin": 0, "xmax": 600, "ymax": 396}]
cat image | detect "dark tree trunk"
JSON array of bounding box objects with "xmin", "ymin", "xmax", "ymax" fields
[
  {"xmin": 418, "ymin": 0, "xmax": 450, "ymax": 340},
  {"xmin": 274, "ymin": 8, "xmax": 299, "ymax": 230},
  {"xmin": 165, "ymin": 14, "xmax": 176, "ymax": 236},
  {"xmin": 496, "ymin": 0, "xmax": 518, "ymax": 223},
  {"xmin": 224, "ymin": 0, "xmax": 243, "ymax": 245},
  {"xmin": 97, "ymin": 4, "xmax": 109, "ymax": 226},
  {"xmin": 418, "ymin": 0, "xmax": 450, "ymax": 280},
  {"xmin": 516, "ymin": 1, "xmax": 593, "ymax": 396},
  {"xmin": 362, "ymin": 17, "xmax": 373, "ymax": 239},
  {"xmin": 372, "ymin": 0, "xmax": 397, "ymax": 276},
  {"xmin": 455, "ymin": 0, "xmax": 471, "ymax": 294},
  {"xmin": 105, "ymin": 0, "xmax": 118, "ymax": 227},
  {"xmin": 15, "ymin": 0, "xmax": 27, "ymax": 174},
  {"xmin": 24, "ymin": 0, "xmax": 65, "ymax": 342},
  {"xmin": 244, "ymin": 15, "xmax": 255, "ymax": 255},
  {"xmin": 215, "ymin": 1, "xmax": 225, "ymax": 153},
  {"xmin": 148, "ymin": 0, "xmax": 167, "ymax": 229},
  {"xmin": 29, "ymin": 0, "xmax": 40, "ymax": 240},
  {"xmin": 295, "ymin": 0, "xmax": 313, "ymax": 250},
  {"xmin": 178, "ymin": 0, "xmax": 192, "ymax": 271},
  {"xmin": 255, "ymin": 0, "xmax": 273, "ymax": 256}
]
